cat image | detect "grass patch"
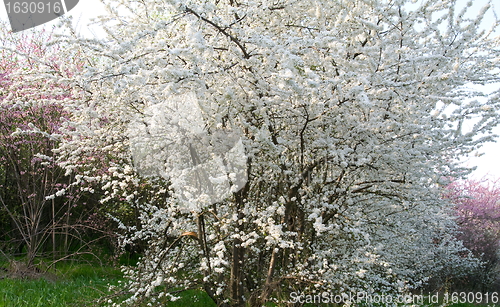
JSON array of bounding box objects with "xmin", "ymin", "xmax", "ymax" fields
[
  {"xmin": 160, "ymin": 290, "xmax": 217, "ymax": 307},
  {"xmin": 0, "ymin": 263, "xmax": 122, "ymax": 307},
  {"xmin": 0, "ymin": 263, "xmax": 490, "ymax": 307},
  {"xmin": 0, "ymin": 276, "xmax": 110, "ymax": 307},
  {"xmin": 0, "ymin": 262, "xmax": 218, "ymax": 307}
]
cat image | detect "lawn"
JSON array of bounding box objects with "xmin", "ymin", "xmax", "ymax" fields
[
  {"xmin": 0, "ymin": 262, "xmax": 216, "ymax": 307},
  {"xmin": 0, "ymin": 263, "xmax": 491, "ymax": 307},
  {"xmin": 0, "ymin": 264, "xmax": 121, "ymax": 307}
]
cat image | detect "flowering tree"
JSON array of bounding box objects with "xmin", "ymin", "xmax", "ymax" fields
[
  {"xmin": 0, "ymin": 25, "xmax": 103, "ymax": 267},
  {"xmin": 446, "ymin": 178, "xmax": 500, "ymax": 290},
  {"xmin": 59, "ymin": 0, "xmax": 500, "ymax": 305}
]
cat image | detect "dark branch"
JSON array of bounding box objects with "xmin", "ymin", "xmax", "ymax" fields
[{"xmin": 185, "ymin": 7, "xmax": 251, "ymax": 59}]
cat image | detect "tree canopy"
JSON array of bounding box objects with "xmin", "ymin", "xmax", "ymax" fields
[{"xmin": 55, "ymin": 0, "xmax": 500, "ymax": 305}]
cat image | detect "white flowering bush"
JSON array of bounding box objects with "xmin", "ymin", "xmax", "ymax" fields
[{"xmin": 57, "ymin": 0, "xmax": 500, "ymax": 305}]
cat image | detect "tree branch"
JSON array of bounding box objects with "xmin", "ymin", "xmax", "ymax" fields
[{"xmin": 184, "ymin": 7, "xmax": 251, "ymax": 59}]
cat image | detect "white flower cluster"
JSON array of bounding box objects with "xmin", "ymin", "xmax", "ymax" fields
[{"xmin": 56, "ymin": 0, "xmax": 499, "ymax": 305}]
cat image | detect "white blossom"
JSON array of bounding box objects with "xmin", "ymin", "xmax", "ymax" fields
[{"xmin": 56, "ymin": 0, "xmax": 499, "ymax": 305}]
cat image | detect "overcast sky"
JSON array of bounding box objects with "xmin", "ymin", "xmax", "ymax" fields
[{"xmin": 1, "ymin": 0, "xmax": 499, "ymax": 179}]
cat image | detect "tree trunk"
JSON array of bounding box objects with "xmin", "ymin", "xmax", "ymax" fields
[{"xmin": 230, "ymin": 235, "xmax": 244, "ymax": 307}]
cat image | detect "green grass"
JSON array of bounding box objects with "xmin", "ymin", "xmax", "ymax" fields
[
  {"xmin": 0, "ymin": 278, "xmax": 489, "ymax": 307},
  {"xmin": 0, "ymin": 264, "xmax": 122, "ymax": 307},
  {"xmin": 161, "ymin": 290, "xmax": 217, "ymax": 307},
  {"xmin": 0, "ymin": 277, "xmax": 216, "ymax": 307},
  {"xmin": 0, "ymin": 263, "xmax": 490, "ymax": 307},
  {"xmin": 0, "ymin": 262, "xmax": 219, "ymax": 307},
  {"xmin": 0, "ymin": 276, "xmax": 108, "ymax": 307}
]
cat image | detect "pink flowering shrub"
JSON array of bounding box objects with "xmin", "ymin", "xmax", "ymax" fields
[
  {"xmin": 0, "ymin": 25, "xmax": 109, "ymax": 266},
  {"xmin": 445, "ymin": 178, "xmax": 500, "ymax": 290}
]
